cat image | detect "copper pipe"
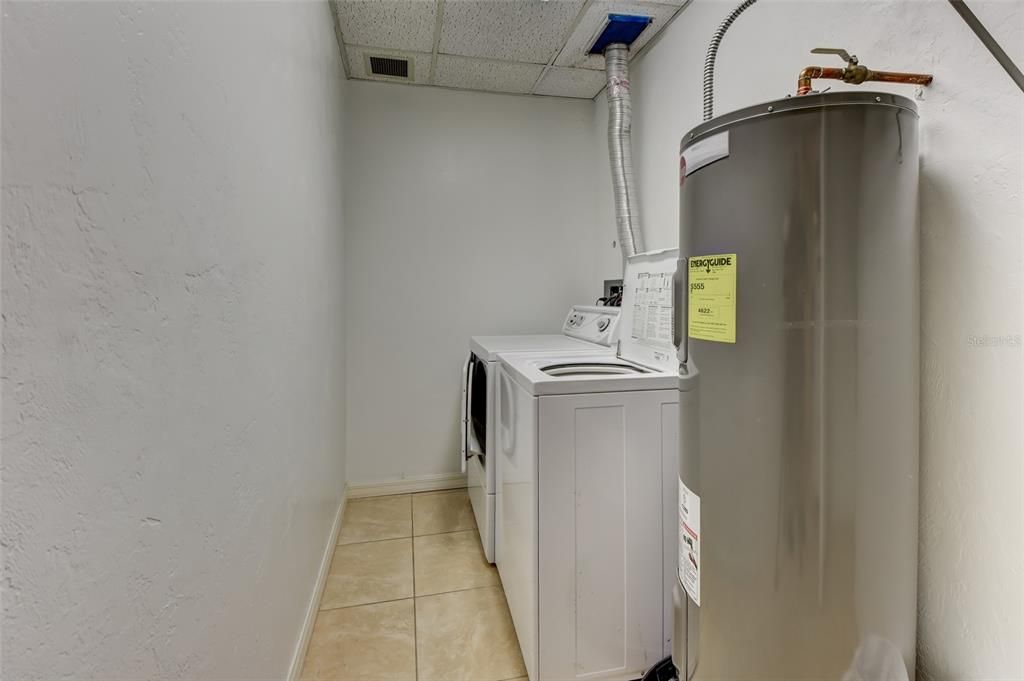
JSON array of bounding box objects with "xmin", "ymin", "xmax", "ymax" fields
[
  {"xmin": 796, "ymin": 64, "xmax": 934, "ymax": 95},
  {"xmin": 868, "ymin": 70, "xmax": 935, "ymax": 87},
  {"xmin": 797, "ymin": 67, "xmax": 844, "ymax": 95}
]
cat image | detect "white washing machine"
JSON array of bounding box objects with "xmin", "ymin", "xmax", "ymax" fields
[
  {"xmin": 463, "ymin": 306, "xmax": 621, "ymax": 564},
  {"xmin": 495, "ymin": 249, "xmax": 680, "ymax": 681}
]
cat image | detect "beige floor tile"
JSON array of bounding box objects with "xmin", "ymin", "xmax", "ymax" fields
[
  {"xmin": 412, "ymin": 489, "xmax": 476, "ymax": 536},
  {"xmin": 300, "ymin": 599, "xmax": 416, "ymax": 681},
  {"xmin": 414, "ymin": 530, "xmax": 498, "ymax": 596},
  {"xmin": 416, "ymin": 586, "xmax": 527, "ymax": 681},
  {"xmin": 321, "ymin": 538, "xmax": 413, "ymax": 610},
  {"xmin": 338, "ymin": 495, "xmax": 411, "ymax": 545}
]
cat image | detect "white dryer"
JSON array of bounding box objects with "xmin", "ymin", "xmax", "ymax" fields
[
  {"xmin": 495, "ymin": 249, "xmax": 680, "ymax": 681},
  {"xmin": 463, "ymin": 306, "xmax": 620, "ymax": 564}
]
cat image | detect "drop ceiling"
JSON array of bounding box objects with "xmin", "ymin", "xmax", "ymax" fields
[{"xmin": 330, "ymin": 0, "xmax": 688, "ymax": 100}]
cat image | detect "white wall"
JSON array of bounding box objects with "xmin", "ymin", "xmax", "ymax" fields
[
  {"xmin": 1, "ymin": 2, "xmax": 348, "ymax": 679},
  {"xmin": 344, "ymin": 81, "xmax": 605, "ymax": 484},
  {"xmin": 592, "ymin": 1, "xmax": 1023, "ymax": 679}
]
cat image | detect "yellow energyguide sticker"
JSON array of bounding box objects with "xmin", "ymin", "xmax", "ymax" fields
[{"xmin": 688, "ymin": 253, "xmax": 737, "ymax": 343}]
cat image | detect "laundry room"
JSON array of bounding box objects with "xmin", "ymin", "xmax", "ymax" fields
[{"xmin": 2, "ymin": 1, "xmax": 1021, "ymax": 681}]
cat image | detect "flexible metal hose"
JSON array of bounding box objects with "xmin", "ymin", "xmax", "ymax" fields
[
  {"xmin": 605, "ymin": 43, "xmax": 644, "ymax": 266},
  {"xmin": 703, "ymin": 0, "xmax": 760, "ymax": 121}
]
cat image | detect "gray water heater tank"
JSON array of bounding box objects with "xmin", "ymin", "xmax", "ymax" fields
[{"xmin": 674, "ymin": 91, "xmax": 920, "ymax": 681}]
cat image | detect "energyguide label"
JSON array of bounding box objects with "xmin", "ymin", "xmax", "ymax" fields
[{"xmin": 688, "ymin": 253, "xmax": 737, "ymax": 343}]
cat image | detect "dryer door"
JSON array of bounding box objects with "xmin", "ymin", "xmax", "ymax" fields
[
  {"xmin": 467, "ymin": 355, "xmax": 488, "ymax": 464},
  {"xmin": 460, "ymin": 352, "xmax": 472, "ymax": 473}
]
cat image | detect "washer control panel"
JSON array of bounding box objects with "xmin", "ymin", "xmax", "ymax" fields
[{"xmin": 562, "ymin": 305, "xmax": 621, "ymax": 346}]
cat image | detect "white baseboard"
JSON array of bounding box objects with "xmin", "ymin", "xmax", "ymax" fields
[
  {"xmin": 287, "ymin": 490, "xmax": 346, "ymax": 681},
  {"xmin": 347, "ymin": 472, "xmax": 467, "ymax": 498}
]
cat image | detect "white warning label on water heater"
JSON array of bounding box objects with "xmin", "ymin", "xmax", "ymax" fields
[
  {"xmin": 678, "ymin": 479, "xmax": 701, "ymax": 606},
  {"xmin": 681, "ymin": 130, "xmax": 729, "ymax": 178}
]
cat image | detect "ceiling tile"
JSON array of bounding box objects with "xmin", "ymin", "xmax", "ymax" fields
[
  {"xmin": 434, "ymin": 55, "xmax": 545, "ymax": 94},
  {"xmin": 439, "ymin": 0, "xmax": 586, "ymax": 64},
  {"xmin": 335, "ymin": 0, "xmax": 439, "ymax": 53},
  {"xmin": 347, "ymin": 46, "xmax": 434, "ymax": 85},
  {"xmin": 533, "ymin": 66, "xmax": 607, "ymax": 98},
  {"xmin": 554, "ymin": 0, "xmax": 680, "ymax": 70}
]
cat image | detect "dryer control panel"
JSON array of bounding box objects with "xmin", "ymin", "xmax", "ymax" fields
[{"xmin": 562, "ymin": 305, "xmax": 621, "ymax": 347}]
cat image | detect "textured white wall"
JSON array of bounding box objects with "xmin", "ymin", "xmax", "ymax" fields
[
  {"xmin": 591, "ymin": 1, "xmax": 1023, "ymax": 678},
  {"xmin": 344, "ymin": 81, "xmax": 605, "ymax": 484},
  {"xmin": 1, "ymin": 2, "xmax": 348, "ymax": 679}
]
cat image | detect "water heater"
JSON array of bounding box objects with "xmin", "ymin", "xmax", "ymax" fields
[{"xmin": 674, "ymin": 91, "xmax": 920, "ymax": 681}]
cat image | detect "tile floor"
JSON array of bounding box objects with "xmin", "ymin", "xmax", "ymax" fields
[{"xmin": 300, "ymin": 489, "xmax": 527, "ymax": 681}]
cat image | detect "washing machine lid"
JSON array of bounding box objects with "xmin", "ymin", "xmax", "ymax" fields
[
  {"xmin": 470, "ymin": 334, "xmax": 601, "ymax": 362},
  {"xmin": 617, "ymin": 248, "xmax": 679, "ymax": 373},
  {"xmin": 500, "ymin": 351, "xmax": 677, "ymax": 396}
]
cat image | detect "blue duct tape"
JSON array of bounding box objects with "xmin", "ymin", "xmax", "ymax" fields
[{"xmin": 588, "ymin": 14, "xmax": 653, "ymax": 54}]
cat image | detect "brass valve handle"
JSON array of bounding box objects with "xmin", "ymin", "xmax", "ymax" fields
[{"xmin": 811, "ymin": 47, "xmax": 856, "ymax": 65}]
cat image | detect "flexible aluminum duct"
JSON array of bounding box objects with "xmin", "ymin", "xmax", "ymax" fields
[
  {"xmin": 703, "ymin": 0, "xmax": 760, "ymax": 121},
  {"xmin": 605, "ymin": 43, "xmax": 644, "ymax": 267}
]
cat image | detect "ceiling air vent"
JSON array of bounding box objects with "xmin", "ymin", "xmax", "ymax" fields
[{"xmin": 366, "ymin": 54, "xmax": 412, "ymax": 81}]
